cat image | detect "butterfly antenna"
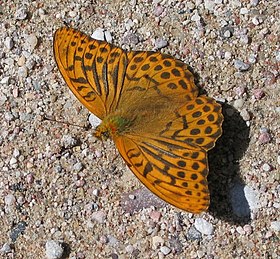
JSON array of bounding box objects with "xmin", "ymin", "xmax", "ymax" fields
[{"xmin": 43, "ymin": 116, "xmax": 88, "ymax": 129}]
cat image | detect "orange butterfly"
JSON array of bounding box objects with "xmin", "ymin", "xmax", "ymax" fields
[{"xmin": 53, "ymin": 27, "xmax": 223, "ymax": 213}]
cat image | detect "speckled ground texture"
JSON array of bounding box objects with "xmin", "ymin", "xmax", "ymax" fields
[{"xmin": 0, "ymin": 0, "xmax": 279, "ymax": 258}]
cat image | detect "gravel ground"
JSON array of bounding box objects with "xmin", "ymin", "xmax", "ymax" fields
[{"xmin": 0, "ymin": 0, "xmax": 279, "ymax": 258}]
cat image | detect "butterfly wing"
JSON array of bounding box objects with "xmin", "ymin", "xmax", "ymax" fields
[
  {"xmin": 115, "ymin": 134, "xmax": 209, "ymax": 213},
  {"xmin": 53, "ymin": 27, "xmax": 128, "ymax": 119},
  {"xmin": 114, "ymin": 96, "xmax": 222, "ymax": 213}
]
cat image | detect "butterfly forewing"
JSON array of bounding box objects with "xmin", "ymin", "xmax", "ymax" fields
[{"xmin": 53, "ymin": 27, "xmax": 128, "ymax": 119}]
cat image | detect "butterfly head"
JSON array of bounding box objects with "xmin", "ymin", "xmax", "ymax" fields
[{"xmin": 94, "ymin": 115, "xmax": 133, "ymax": 140}]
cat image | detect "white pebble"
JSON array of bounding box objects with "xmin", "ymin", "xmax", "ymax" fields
[
  {"xmin": 234, "ymin": 59, "xmax": 250, "ymax": 71},
  {"xmin": 24, "ymin": 34, "xmax": 38, "ymax": 51},
  {"xmin": 270, "ymin": 221, "xmax": 280, "ymax": 232},
  {"xmin": 244, "ymin": 186, "xmax": 260, "ymax": 210},
  {"xmin": 9, "ymin": 157, "xmax": 17, "ymax": 166},
  {"xmin": 125, "ymin": 244, "xmax": 134, "ymax": 254},
  {"xmin": 0, "ymin": 243, "xmax": 12, "ymax": 254},
  {"xmin": 129, "ymin": 194, "xmax": 135, "ymax": 200},
  {"xmin": 233, "ymin": 99, "xmax": 244, "ymax": 109},
  {"xmin": 277, "ymin": 155, "xmax": 280, "ymax": 165},
  {"xmin": 1, "ymin": 76, "xmax": 10, "ymax": 84},
  {"xmin": 262, "ymin": 163, "xmax": 271, "ymax": 172},
  {"xmin": 45, "ymin": 240, "xmax": 64, "ymax": 259},
  {"xmin": 92, "ymin": 189, "xmax": 99, "ymax": 196},
  {"xmin": 18, "ymin": 66, "xmax": 28, "ymax": 78},
  {"xmin": 13, "ymin": 148, "xmax": 20, "ymax": 158},
  {"xmin": 4, "ymin": 37, "xmax": 14, "ymax": 50},
  {"xmin": 14, "ymin": 7, "xmax": 28, "ymax": 20},
  {"xmin": 73, "ymin": 162, "xmax": 83, "ymax": 171},
  {"xmin": 194, "ymin": 218, "xmax": 214, "ymax": 235},
  {"xmin": 252, "ymin": 17, "xmax": 260, "ymax": 25},
  {"xmin": 104, "ymin": 30, "xmax": 112, "ymax": 43},
  {"xmin": 91, "ymin": 28, "xmax": 105, "ymax": 41},
  {"xmin": 240, "ymin": 109, "xmax": 250, "ymax": 121},
  {"xmin": 191, "ymin": 11, "xmax": 201, "ymax": 22},
  {"xmin": 61, "ymin": 135, "xmax": 77, "ymax": 148},
  {"xmin": 240, "ymin": 8, "xmax": 248, "ymax": 14},
  {"xmin": 223, "ymin": 30, "xmax": 232, "ymax": 38},
  {"xmin": 204, "ymin": 0, "xmax": 215, "ymax": 10},
  {"xmin": 5, "ymin": 194, "xmax": 16, "ymax": 206},
  {"xmin": 224, "ymin": 51, "xmax": 232, "ymax": 59},
  {"xmin": 160, "ymin": 246, "xmax": 171, "ymax": 255},
  {"xmin": 89, "ymin": 114, "xmax": 102, "ymax": 128}
]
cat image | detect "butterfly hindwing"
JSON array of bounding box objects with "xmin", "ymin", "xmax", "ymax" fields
[{"xmin": 115, "ymin": 134, "xmax": 210, "ymax": 213}]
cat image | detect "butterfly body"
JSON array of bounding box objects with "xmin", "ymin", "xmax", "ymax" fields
[
  {"xmin": 95, "ymin": 114, "xmax": 134, "ymax": 140},
  {"xmin": 53, "ymin": 27, "xmax": 223, "ymax": 213}
]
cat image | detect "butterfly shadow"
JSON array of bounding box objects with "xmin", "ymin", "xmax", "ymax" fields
[{"xmin": 207, "ymin": 103, "xmax": 251, "ymax": 225}]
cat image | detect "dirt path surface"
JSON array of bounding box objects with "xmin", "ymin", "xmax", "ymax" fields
[{"xmin": 0, "ymin": 1, "xmax": 279, "ymax": 258}]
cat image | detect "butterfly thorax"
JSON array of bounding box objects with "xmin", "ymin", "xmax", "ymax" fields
[{"xmin": 94, "ymin": 115, "xmax": 133, "ymax": 140}]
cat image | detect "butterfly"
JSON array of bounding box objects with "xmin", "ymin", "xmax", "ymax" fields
[{"xmin": 53, "ymin": 27, "xmax": 223, "ymax": 213}]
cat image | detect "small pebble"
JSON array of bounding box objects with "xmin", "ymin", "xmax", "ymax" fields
[
  {"xmin": 160, "ymin": 246, "xmax": 171, "ymax": 255},
  {"xmin": 248, "ymin": 54, "xmax": 257, "ymax": 64},
  {"xmin": 14, "ymin": 7, "xmax": 28, "ymax": 20},
  {"xmin": 150, "ymin": 211, "xmax": 162, "ymax": 222},
  {"xmin": 191, "ymin": 11, "xmax": 201, "ymax": 22},
  {"xmin": 125, "ymin": 244, "xmax": 134, "ymax": 254},
  {"xmin": 234, "ymin": 59, "xmax": 250, "ymax": 71},
  {"xmin": 258, "ymin": 132, "xmax": 271, "ymax": 144},
  {"xmin": 252, "ymin": 17, "xmax": 260, "ymax": 26},
  {"xmin": 270, "ymin": 221, "xmax": 280, "ymax": 232},
  {"xmin": 262, "ymin": 163, "xmax": 271, "ymax": 172},
  {"xmin": 194, "ymin": 218, "xmax": 214, "ymax": 235},
  {"xmin": 61, "ymin": 135, "xmax": 77, "ymax": 148},
  {"xmin": 9, "ymin": 157, "xmax": 17, "ymax": 166},
  {"xmin": 26, "ymin": 173, "xmax": 34, "ymax": 183},
  {"xmin": 91, "ymin": 28, "xmax": 105, "ymax": 41},
  {"xmin": 253, "ymin": 89, "xmax": 265, "ymax": 100},
  {"xmin": 240, "ymin": 109, "xmax": 250, "ymax": 121},
  {"xmin": 73, "ymin": 162, "xmax": 83, "ymax": 172},
  {"xmin": 75, "ymin": 179, "xmax": 85, "ymax": 187},
  {"xmin": 243, "ymin": 224, "xmax": 253, "ymax": 235},
  {"xmin": 0, "ymin": 243, "xmax": 12, "ymax": 254},
  {"xmin": 1, "ymin": 76, "xmax": 10, "ymax": 84},
  {"xmin": 236, "ymin": 226, "xmax": 245, "ymax": 235},
  {"xmin": 123, "ymin": 32, "xmax": 139, "ymax": 45},
  {"xmin": 154, "ymin": 5, "xmax": 164, "ymax": 16},
  {"xmin": 45, "ymin": 240, "xmax": 64, "ymax": 259},
  {"xmin": 186, "ymin": 226, "xmax": 202, "ymax": 241},
  {"xmin": 129, "ymin": 194, "xmax": 136, "ymax": 200},
  {"xmin": 10, "ymin": 222, "xmax": 27, "ymax": 242},
  {"xmin": 154, "ymin": 38, "xmax": 168, "ymax": 49},
  {"xmin": 92, "ymin": 189, "xmax": 99, "ymax": 196},
  {"xmin": 233, "ymin": 99, "xmax": 244, "ymax": 109},
  {"xmin": 235, "ymin": 86, "xmax": 246, "ymax": 96},
  {"xmin": 152, "ymin": 236, "xmax": 164, "ymax": 249},
  {"xmin": 92, "ymin": 211, "xmax": 106, "ymax": 224},
  {"xmin": 240, "ymin": 7, "xmax": 248, "ymax": 14},
  {"xmin": 244, "ymin": 185, "xmax": 260, "ymax": 211},
  {"xmin": 4, "ymin": 37, "xmax": 13, "ymax": 50},
  {"xmin": 24, "ymin": 34, "xmax": 38, "ymax": 51},
  {"xmin": 251, "ymin": 0, "xmax": 259, "ymax": 6},
  {"xmin": 18, "ymin": 66, "xmax": 28, "ymax": 78},
  {"xmin": 89, "ymin": 114, "xmax": 102, "ymax": 128},
  {"xmin": 104, "ymin": 30, "xmax": 112, "ymax": 43}
]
